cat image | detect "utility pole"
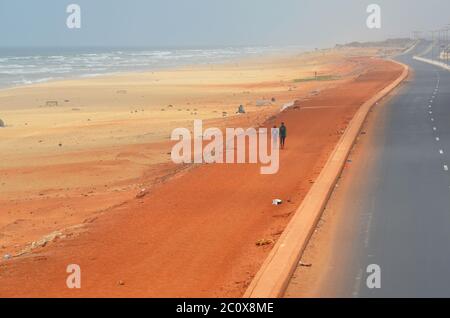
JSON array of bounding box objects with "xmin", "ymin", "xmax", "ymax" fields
[
  {"xmin": 432, "ymin": 30, "xmax": 438, "ymax": 62},
  {"xmin": 446, "ymin": 28, "xmax": 449, "ymax": 66},
  {"xmin": 431, "ymin": 31, "xmax": 435, "ymax": 61},
  {"xmin": 445, "ymin": 25, "xmax": 450, "ymax": 66},
  {"xmin": 439, "ymin": 27, "xmax": 449, "ymax": 65},
  {"xmin": 445, "ymin": 28, "xmax": 449, "ymax": 66}
]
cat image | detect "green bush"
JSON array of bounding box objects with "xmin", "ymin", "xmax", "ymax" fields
[{"xmin": 293, "ymin": 75, "xmax": 340, "ymax": 82}]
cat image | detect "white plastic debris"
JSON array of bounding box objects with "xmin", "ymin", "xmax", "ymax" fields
[
  {"xmin": 272, "ymin": 199, "xmax": 283, "ymax": 206},
  {"xmin": 256, "ymin": 99, "xmax": 272, "ymax": 107},
  {"xmin": 136, "ymin": 188, "xmax": 149, "ymax": 199},
  {"xmin": 3, "ymin": 254, "xmax": 12, "ymax": 261},
  {"xmin": 280, "ymin": 101, "xmax": 295, "ymax": 112}
]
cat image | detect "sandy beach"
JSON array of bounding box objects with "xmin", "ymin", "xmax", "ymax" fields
[
  {"xmin": 0, "ymin": 49, "xmax": 360, "ymax": 252},
  {"xmin": 0, "ymin": 47, "xmax": 404, "ymax": 297}
]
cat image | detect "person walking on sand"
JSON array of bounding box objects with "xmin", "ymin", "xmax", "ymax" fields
[
  {"xmin": 280, "ymin": 122, "xmax": 287, "ymax": 149},
  {"xmin": 271, "ymin": 125, "xmax": 279, "ymax": 148}
]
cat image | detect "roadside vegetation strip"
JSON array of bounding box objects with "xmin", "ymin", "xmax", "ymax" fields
[
  {"xmin": 244, "ymin": 60, "xmax": 409, "ymax": 298},
  {"xmin": 413, "ymin": 55, "xmax": 450, "ymax": 71},
  {"xmin": 293, "ymin": 75, "xmax": 340, "ymax": 82}
]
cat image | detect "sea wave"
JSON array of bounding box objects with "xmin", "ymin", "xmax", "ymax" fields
[{"xmin": 0, "ymin": 45, "xmax": 308, "ymax": 89}]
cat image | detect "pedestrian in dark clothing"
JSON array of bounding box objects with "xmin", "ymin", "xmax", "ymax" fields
[{"xmin": 280, "ymin": 122, "xmax": 287, "ymax": 149}]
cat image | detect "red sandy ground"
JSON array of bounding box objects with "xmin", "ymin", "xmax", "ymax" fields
[{"xmin": 0, "ymin": 58, "xmax": 403, "ymax": 297}]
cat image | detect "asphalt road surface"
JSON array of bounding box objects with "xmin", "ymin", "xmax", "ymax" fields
[{"xmin": 286, "ymin": 41, "xmax": 450, "ymax": 298}]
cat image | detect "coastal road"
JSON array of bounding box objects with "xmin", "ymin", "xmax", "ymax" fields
[{"xmin": 286, "ymin": 41, "xmax": 450, "ymax": 297}]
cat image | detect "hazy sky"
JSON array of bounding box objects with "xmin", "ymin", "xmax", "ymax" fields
[{"xmin": 1, "ymin": 0, "xmax": 450, "ymax": 48}]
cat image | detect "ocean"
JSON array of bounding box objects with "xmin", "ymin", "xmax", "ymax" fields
[{"xmin": 0, "ymin": 45, "xmax": 308, "ymax": 90}]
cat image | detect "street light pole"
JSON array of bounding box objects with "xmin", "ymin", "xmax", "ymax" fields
[
  {"xmin": 431, "ymin": 31, "xmax": 435, "ymax": 61},
  {"xmin": 433, "ymin": 30, "xmax": 438, "ymax": 62},
  {"xmin": 445, "ymin": 28, "xmax": 448, "ymax": 65},
  {"xmin": 445, "ymin": 24, "xmax": 450, "ymax": 66}
]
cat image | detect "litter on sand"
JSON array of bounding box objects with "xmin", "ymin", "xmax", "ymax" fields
[
  {"xmin": 237, "ymin": 105, "xmax": 246, "ymax": 114},
  {"xmin": 299, "ymin": 262, "xmax": 312, "ymax": 267},
  {"xmin": 256, "ymin": 99, "xmax": 272, "ymax": 107},
  {"xmin": 45, "ymin": 100, "xmax": 59, "ymax": 107},
  {"xmin": 136, "ymin": 188, "xmax": 149, "ymax": 199},
  {"xmin": 272, "ymin": 199, "xmax": 283, "ymax": 205},
  {"xmin": 256, "ymin": 239, "xmax": 274, "ymax": 246},
  {"xmin": 280, "ymin": 101, "xmax": 295, "ymax": 112}
]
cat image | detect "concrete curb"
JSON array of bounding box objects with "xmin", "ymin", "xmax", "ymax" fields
[
  {"xmin": 396, "ymin": 40, "xmax": 419, "ymax": 57},
  {"xmin": 243, "ymin": 60, "xmax": 409, "ymax": 298},
  {"xmin": 416, "ymin": 43, "xmax": 433, "ymax": 58},
  {"xmin": 413, "ymin": 56, "xmax": 450, "ymax": 71}
]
